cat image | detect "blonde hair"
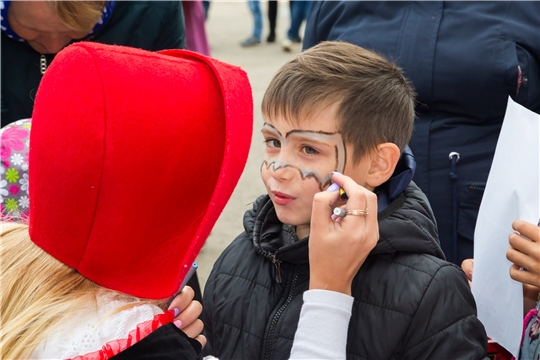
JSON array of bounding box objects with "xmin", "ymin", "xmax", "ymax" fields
[
  {"xmin": 0, "ymin": 222, "xmax": 162, "ymax": 359},
  {"xmin": 49, "ymin": 1, "xmax": 107, "ymax": 32}
]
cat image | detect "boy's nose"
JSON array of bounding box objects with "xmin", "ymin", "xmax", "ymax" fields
[{"xmin": 271, "ymin": 163, "xmax": 295, "ymax": 181}]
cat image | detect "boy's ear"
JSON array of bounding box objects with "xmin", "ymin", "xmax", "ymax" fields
[{"xmin": 365, "ymin": 143, "xmax": 401, "ymax": 188}]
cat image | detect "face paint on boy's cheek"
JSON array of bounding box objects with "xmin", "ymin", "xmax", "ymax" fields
[
  {"xmin": 318, "ymin": 147, "xmax": 345, "ymax": 190},
  {"xmin": 318, "ymin": 144, "xmax": 347, "ymax": 190},
  {"xmin": 261, "ymin": 157, "xmax": 331, "ymax": 191}
]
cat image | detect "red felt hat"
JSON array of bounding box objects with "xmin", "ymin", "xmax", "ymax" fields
[{"xmin": 28, "ymin": 42, "xmax": 253, "ymax": 299}]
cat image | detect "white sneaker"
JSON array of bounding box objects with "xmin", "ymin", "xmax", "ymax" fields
[{"xmin": 281, "ymin": 38, "xmax": 293, "ymax": 52}]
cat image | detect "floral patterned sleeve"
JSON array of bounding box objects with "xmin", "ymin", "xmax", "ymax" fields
[
  {"xmin": 0, "ymin": 118, "xmax": 31, "ymax": 221},
  {"xmin": 519, "ymin": 295, "xmax": 540, "ymax": 360}
]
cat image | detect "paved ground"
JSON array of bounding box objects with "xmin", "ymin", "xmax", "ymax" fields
[{"xmin": 195, "ymin": 1, "xmax": 304, "ymax": 289}]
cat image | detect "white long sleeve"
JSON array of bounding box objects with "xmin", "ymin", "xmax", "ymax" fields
[{"xmin": 289, "ymin": 289, "xmax": 354, "ymax": 360}]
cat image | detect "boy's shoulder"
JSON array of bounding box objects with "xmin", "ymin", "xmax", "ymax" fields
[
  {"xmin": 367, "ymin": 251, "xmax": 463, "ymax": 280},
  {"xmin": 375, "ymin": 181, "xmax": 445, "ymax": 260},
  {"xmin": 392, "ymin": 251, "xmax": 463, "ymax": 277},
  {"xmin": 355, "ymin": 251, "xmax": 473, "ymax": 320}
]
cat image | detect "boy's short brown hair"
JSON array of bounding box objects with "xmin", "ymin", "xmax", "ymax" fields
[{"xmin": 262, "ymin": 41, "xmax": 416, "ymax": 163}]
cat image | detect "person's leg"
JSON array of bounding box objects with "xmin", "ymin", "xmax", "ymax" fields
[
  {"xmin": 242, "ymin": 1, "xmax": 262, "ymax": 46},
  {"xmin": 287, "ymin": 1, "xmax": 303, "ymax": 41},
  {"xmin": 301, "ymin": 1, "xmax": 312, "ymax": 27},
  {"xmin": 267, "ymin": 0, "xmax": 277, "ymax": 42},
  {"xmin": 287, "ymin": 1, "xmax": 310, "ymax": 42},
  {"xmin": 252, "ymin": 0, "xmax": 262, "ymax": 41}
]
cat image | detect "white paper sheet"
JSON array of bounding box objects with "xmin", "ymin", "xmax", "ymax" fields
[{"xmin": 472, "ymin": 97, "xmax": 540, "ymax": 357}]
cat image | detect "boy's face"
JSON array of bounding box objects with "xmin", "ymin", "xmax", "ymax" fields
[{"xmin": 261, "ymin": 103, "xmax": 371, "ymax": 238}]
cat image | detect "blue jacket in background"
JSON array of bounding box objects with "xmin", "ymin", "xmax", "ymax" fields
[{"xmin": 304, "ymin": 1, "xmax": 540, "ymax": 264}]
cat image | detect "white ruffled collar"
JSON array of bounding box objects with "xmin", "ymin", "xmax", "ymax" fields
[{"xmin": 31, "ymin": 292, "xmax": 162, "ymax": 359}]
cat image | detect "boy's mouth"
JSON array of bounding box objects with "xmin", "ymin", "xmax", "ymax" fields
[{"xmin": 272, "ymin": 191, "xmax": 295, "ymax": 206}]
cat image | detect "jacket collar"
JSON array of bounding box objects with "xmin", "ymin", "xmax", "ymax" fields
[{"xmin": 375, "ymin": 145, "xmax": 415, "ymax": 213}]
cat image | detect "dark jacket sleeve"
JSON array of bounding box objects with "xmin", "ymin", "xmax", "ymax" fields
[
  {"xmin": 303, "ymin": 1, "xmax": 324, "ymax": 50},
  {"xmin": 401, "ymin": 264, "xmax": 488, "ymax": 360},
  {"xmin": 503, "ymin": 1, "xmax": 540, "ymax": 112},
  {"xmin": 110, "ymin": 323, "xmax": 201, "ymax": 360}
]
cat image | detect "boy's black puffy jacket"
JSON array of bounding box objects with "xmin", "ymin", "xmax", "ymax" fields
[{"xmin": 203, "ymin": 181, "xmax": 488, "ymax": 359}]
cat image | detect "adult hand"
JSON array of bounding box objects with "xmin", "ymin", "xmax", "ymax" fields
[
  {"xmin": 168, "ymin": 286, "xmax": 206, "ymax": 348},
  {"xmin": 309, "ymin": 172, "xmax": 379, "ymax": 295},
  {"xmin": 507, "ymin": 220, "xmax": 540, "ymax": 289},
  {"xmin": 461, "ymin": 258, "xmax": 474, "ymax": 287}
]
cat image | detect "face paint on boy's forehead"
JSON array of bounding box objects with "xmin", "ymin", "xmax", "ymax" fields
[{"xmin": 261, "ymin": 123, "xmax": 347, "ymax": 190}]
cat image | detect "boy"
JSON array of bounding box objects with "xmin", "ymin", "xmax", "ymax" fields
[{"xmin": 202, "ymin": 41, "xmax": 488, "ymax": 359}]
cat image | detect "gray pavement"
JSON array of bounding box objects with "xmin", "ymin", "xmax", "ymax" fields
[{"xmin": 195, "ymin": 1, "xmax": 304, "ymax": 289}]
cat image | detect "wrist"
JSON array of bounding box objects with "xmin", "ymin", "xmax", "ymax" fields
[{"xmin": 309, "ymin": 279, "xmax": 352, "ymax": 296}]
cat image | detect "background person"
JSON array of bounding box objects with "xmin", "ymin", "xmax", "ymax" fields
[
  {"xmin": 182, "ymin": 0, "xmax": 211, "ymax": 56},
  {"xmin": 266, "ymin": 0, "xmax": 277, "ymax": 43},
  {"xmin": 240, "ymin": 0, "xmax": 262, "ymax": 47},
  {"xmin": 1, "ymin": 0, "xmax": 186, "ymax": 127},
  {"xmin": 280, "ymin": 0, "xmax": 310, "ymax": 52}
]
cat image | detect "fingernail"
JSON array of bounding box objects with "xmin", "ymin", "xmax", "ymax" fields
[
  {"xmin": 173, "ymin": 308, "xmax": 180, "ymax": 317},
  {"xmin": 174, "ymin": 320, "xmax": 183, "ymax": 328},
  {"xmin": 332, "ymin": 171, "xmax": 343, "ymax": 175},
  {"xmin": 327, "ymin": 183, "xmax": 340, "ymax": 192},
  {"xmin": 331, "ymin": 214, "xmax": 338, "ymax": 221}
]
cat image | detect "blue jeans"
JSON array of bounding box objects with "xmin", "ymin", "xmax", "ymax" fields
[
  {"xmin": 287, "ymin": 1, "xmax": 311, "ymax": 40},
  {"xmin": 248, "ymin": 0, "xmax": 262, "ymax": 40}
]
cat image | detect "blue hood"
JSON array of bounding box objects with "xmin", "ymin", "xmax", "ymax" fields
[{"xmin": 375, "ymin": 145, "xmax": 416, "ymax": 213}]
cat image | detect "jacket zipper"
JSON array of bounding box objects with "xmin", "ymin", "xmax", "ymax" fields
[
  {"xmin": 271, "ymin": 255, "xmax": 282, "ymax": 283},
  {"xmin": 40, "ymin": 55, "xmax": 47, "ymax": 75},
  {"xmin": 264, "ymin": 265, "xmax": 299, "ymax": 360}
]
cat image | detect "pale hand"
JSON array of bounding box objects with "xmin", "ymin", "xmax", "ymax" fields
[
  {"xmin": 168, "ymin": 285, "xmax": 206, "ymax": 348},
  {"xmin": 309, "ymin": 172, "xmax": 379, "ymax": 295}
]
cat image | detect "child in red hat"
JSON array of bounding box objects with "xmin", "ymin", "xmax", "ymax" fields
[{"xmin": 0, "ymin": 42, "xmax": 253, "ymax": 359}]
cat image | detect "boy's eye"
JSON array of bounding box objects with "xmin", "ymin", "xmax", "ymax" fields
[
  {"xmin": 265, "ymin": 139, "xmax": 281, "ymax": 148},
  {"xmin": 302, "ymin": 146, "xmax": 319, "ymax": 155}
]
